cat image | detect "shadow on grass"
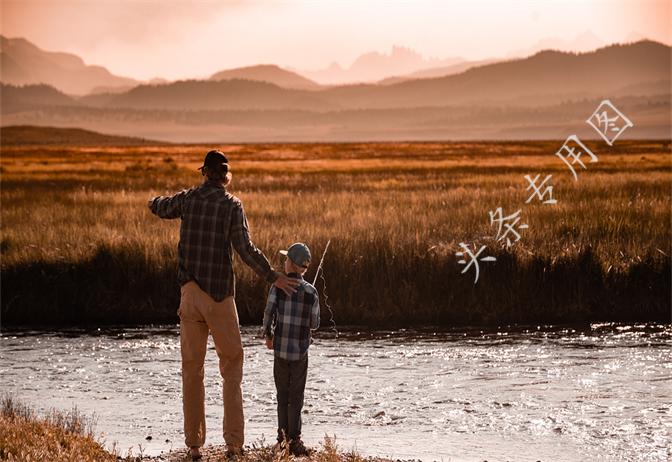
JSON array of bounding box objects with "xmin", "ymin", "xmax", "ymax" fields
[{"xmin": 2, "ymin": 242, "xmax": 670, "ymax": 327}]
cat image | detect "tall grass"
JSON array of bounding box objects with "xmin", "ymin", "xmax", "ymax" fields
[
  {"xmin": 0, "ymin": 395, "xmax": 120, "ymax": 461},
  {"xmin": 1, "ymin": 141, "xmax": 670, "ymax": 326}
]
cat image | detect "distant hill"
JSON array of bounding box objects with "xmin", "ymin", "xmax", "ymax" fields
[
  {"xmin": 0, "ymin": 35, "xmax": 140, "ymax": 95},
  {"xmin": 89, "ymin": 84, "xmax": 138, "ymax": 95},
  {"xmin": 0, "ymin": 125, "xmax": 165, "ymax": 146},
  {"xmin": 378, "ymin": 58, "xmax": 499, "ymax": 85},
  {"xmin": 78, "ymin": 79, "xmax": 337, "ymax": 111},
  {"xmin": 1, "ymin": 83, "xmax": 79, "ymax": 113},
  {"xmin": 209, "ymin": 64, "xmax": 320, "ymax": 90}
]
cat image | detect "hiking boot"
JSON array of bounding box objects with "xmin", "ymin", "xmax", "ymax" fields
[
  {"xmin": 289, "ymin": 439, "xmax": 312, "ymax": 457},
  {"xmin": 189, "ymin": 446, "xmax": 202, "ymax": 461}
]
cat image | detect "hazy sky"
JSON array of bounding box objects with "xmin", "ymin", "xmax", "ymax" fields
[{"xmin": 1, "ymin": 0, "xmax": 670, "ymax": 81}]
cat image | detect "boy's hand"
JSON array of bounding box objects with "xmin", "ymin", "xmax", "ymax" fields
[
  {"xmin": 265, "ymin": 337, "xmax": 273, "ymax": 350},
  {"xmin": 274, "ymin": 272, "xmax": 300, "ymax": 295}
]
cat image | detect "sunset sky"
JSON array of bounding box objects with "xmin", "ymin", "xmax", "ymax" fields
[{"xmin": 1, "ymin": 0, "xmax": 670, "ymax": 81}]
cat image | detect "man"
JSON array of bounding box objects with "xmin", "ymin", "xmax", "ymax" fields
[{"xmin": 148, "ymin": 150, "xmax": 297, "ymax": 461}]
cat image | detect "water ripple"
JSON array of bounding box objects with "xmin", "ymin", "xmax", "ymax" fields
[{"xmin": 0, "ymin": 323, "xmax": 670, "ymax": 461}]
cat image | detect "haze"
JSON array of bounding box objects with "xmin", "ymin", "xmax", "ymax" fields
[{"xmin": 1, "ymin": 0, "xmax": 670, "ymax": 82}]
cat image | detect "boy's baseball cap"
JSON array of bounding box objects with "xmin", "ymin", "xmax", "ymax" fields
[
  {"xmin": 279, "ymin": 242, "xmax": 311, "ymax": 269},
  {"xmin": 198, "ymin": 150, "xmax": 228, "ymax": 172}
]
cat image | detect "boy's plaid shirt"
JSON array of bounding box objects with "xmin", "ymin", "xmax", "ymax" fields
[
  {"xmin": 262, "ymin": 274, "xmax": 320, "ymax": 361},
  {"xmin": 148, "ymin": 179, "xmax": 277, "ymax": 301}
]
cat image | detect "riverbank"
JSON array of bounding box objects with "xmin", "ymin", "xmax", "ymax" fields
[
  {"xmin": 147, "ymin": 440, "xmax": 383, "ymax": 462},
  {"xmin": 2, "ymin": 140, "xmax": 670, "ymax": 327},
  {"xmin": 0, "ymin": 395, "xmax": 124, "ymax": 461},
  {"xmin": 0, "ymin": 396, "xmax": 386, "ymax": 462}
]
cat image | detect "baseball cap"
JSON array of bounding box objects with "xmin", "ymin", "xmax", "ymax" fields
[
  {"xmin": 198, "ymin": 150, "xmax": 228, "ymax": 173},
  {"xmin": 279, "ymin": 242, "xmax": 312, "ymax": 269}
]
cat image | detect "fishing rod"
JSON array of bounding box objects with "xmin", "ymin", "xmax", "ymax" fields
[
  {"xmin": 311, "ymin": 239, "xmax": 338, "ymax": 337},
  {"xmin": 312, "ymin": 239, "xmax": 331, "ymax": 286}
]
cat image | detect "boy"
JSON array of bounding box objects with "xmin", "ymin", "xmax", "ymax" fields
[{"xmin": 262, "ymin": 242, "xmax": 320, "ymax": 456}]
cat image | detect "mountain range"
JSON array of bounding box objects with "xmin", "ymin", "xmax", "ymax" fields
[
  {"xmin": 1, "ymin": 39, "xmax": 669, "ymax": 142},
  {"xmin": 0, "ymin": 36, "xmax": 140, "ymax": 95},
  {"xmin": 1, "ymin": 36, "xmax": 478, "ymax": 95},
  {"xmin": 298, "ymin": 45, "xmax": 466, "ymax": 84}
]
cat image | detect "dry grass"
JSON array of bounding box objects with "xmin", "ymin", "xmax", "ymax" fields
[
  {"xmin": 1, "ymin": 140, "xmax": 670, "ymax": 326},
  {"xmin": 0, "ymin": 396, "xmax": 373, "ymax": 462},
  {"xmin": 0, "ymin": 395, "xmax": 120, "ymax": 462}
]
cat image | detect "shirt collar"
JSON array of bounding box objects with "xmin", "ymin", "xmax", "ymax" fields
[{"xmin": 287, "ymin": 272, "xmax": 304, "ymax": 280}]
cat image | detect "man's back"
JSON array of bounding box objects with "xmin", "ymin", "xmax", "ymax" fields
[
  {"xmin": 149, "ymin": 179, "xmax": 276, "ymax": 301},
  {"xmin": 178, "ymin": 182, "xmax": 238, "ymax": 299}
]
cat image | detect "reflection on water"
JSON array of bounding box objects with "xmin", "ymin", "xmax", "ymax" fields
[{"xmin": 1, "ymin": 324, "xmax": 671, "ymax": 461}]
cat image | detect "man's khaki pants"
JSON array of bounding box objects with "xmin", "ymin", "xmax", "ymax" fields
[{"xmin": 178, "ymin": 281, "xmax": 244, "ymax": 449}]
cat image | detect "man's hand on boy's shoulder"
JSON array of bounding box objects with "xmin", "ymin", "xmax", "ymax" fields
[
  {"xmin": 273, "ymin": 271, "xmax": 300, "ymax": 295},
  {"xmin": 265, "ymin": 337, "xmax": 274, "ymax": 350}
]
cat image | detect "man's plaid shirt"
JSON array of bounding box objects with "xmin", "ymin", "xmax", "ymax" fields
[
  {"xmin": 262, "ymin": 274, "xmax": 320, "ymax": 361},
  {"xmin": 148, "ymin": 179, "xmax": 277, "ymax": 301}
]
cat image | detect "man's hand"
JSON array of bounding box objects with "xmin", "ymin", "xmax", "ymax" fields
[
  {"xmin": 265, "ymin": 337, "xmax": 273, "ymax": 350},
  {"xmin": 273, "ymin": 272, "xmax": 300, "ymax": 295}
]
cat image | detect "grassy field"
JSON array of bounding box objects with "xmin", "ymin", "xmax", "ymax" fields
[{"xmin": 1, "ymin": 139, "xmax": 670, "ymax": 326}]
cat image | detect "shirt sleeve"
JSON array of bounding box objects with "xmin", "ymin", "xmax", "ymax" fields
[
  {"xmin": 310, "ymin": 291, "xmax": 320, "ymax": 330},
  {"xmin": 148, "ymin": 189, "xmax": 188, "ymax": 219},
  {"xmin": 230, "ymin": 202, "xmax": 277, "ymax": 284},
  {"xmin": 262, "ymin": 286, "xmax": 278, "ymax": 339}
]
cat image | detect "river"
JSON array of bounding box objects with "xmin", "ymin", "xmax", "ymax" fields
[{"xmin": 1, "ymin": 323, "xmax": 670, "ymax": 461}]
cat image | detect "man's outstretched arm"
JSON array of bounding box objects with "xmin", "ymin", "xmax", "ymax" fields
[
  {"xmin": 147, "ymin": 189, "xmax": 188, "ymax": 219},
  {"xmin": 230, "ymin": 202, "xmax": 299, "ymax": 294}
]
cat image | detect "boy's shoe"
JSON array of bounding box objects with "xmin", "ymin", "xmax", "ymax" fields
[{"xmin": 290, "ymin": 439, "xmax": 312, "ymax": 457}]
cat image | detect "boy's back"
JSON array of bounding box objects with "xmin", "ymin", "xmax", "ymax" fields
[{"xmin": 263, "ymin": 277, "xmax": 320, "ymax": 361}]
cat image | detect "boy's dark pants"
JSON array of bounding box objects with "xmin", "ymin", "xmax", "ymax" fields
[{"xmin": 274, "ymin": 355, "xmax": 308, "ymax": 442}]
